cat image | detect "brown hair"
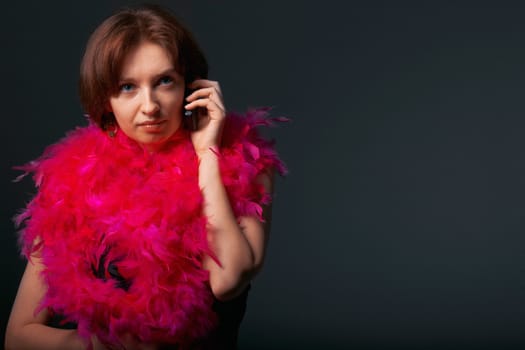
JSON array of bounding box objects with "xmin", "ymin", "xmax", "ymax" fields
[{"xmin": 79, "ymin": 4, "xmax": 208, "ymax": 127}]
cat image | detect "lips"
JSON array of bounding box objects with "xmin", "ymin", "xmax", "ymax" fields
[
  {"xmin": 138, "ymin": 120, "xmax": 166, "ymax": 126},
  {"xmin": 137, "ymin": 120, "xmax": 167, "ymax": 133}
]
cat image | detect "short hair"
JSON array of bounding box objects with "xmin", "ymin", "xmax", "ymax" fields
[{"xmin": 78, "ymin": 4, "xmax": 208, "ymax": 127}]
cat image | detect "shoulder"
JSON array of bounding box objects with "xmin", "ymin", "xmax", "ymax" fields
[
  {"xmin": 222, "ymin": 108, "xmax": 275, "ymax": 145},
  {"xmin": 39, "ymin": 124, "xmax": 104, "ymax": 164},
  {"xmin": 17, "ymin": 124, "xmax": 105, "ymax": 187},
  {"xmin": 218, "ymin": 109, "xmax": 286, "ymax": 218},
  {"xmin": 221, "ymin": 108, "xmax": 287, "ymax": 176}
]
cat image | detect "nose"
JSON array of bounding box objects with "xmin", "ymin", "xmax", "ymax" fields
[{"xmin": 141, "ymin": 89, "xmax": 160, "ymax": 116}]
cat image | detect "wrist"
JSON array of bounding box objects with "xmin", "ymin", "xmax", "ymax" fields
[
  {"xmin": 197, "ymin": 146, "xmax": 222, "ymax": 189},
  {"xmin": 196, "ymin": 145, "xmax": 220, "ymax": 160}
]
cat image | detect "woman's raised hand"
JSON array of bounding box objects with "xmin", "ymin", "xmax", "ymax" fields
[{"xmin": 184, "ymin": 79, "xmax": 226, "ymax": 156}]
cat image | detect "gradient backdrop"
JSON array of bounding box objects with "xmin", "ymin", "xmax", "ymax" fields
[{"xmin": 2, "ymin": 1, "xmax": 525, "ymax": 349}]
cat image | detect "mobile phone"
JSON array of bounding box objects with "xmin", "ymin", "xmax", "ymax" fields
[{"xmin": 183, "ymin": 88, "xmax": 199, "ymax": 131}]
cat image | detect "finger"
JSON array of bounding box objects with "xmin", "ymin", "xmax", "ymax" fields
[
  {"xmin": 184, "ymin": 97, "xmax": 224, "ymax": 114},
  {"xmin": 185, "ymin": 90, "xmax": 225, "ymax": 113},
  {"xmin": 184, "ymin": 97, "xmax": 225, "ymax": 117},
  {"xmin": 207, "ymin": 91, "xmax": 225, "ymax": 111},
  {"xmin": 188, "ymin": 80, "xmax": 223, "ymax": 99},
  {"xmin": 187, "ymin": 80, "xmax": 222, "ymax": 98},
  {"xmin": 185, "ymin": 86, "xmax": 222, "ymax": 104}
]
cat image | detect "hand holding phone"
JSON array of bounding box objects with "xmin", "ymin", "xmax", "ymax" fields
[{"xmin": 183, "ymin": 79, "xmax": 226, "ymax": 155}]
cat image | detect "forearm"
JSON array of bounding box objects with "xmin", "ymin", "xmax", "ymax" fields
[
  {"xmin": 5, "ymin": 324, "xmax": 86, "ymax": 350},
  {"xmin": 5, "ymin": 260, "xmax": 91, "ymax": 350},
  {"xmin": 198, "ymin": 149, "xmax": 256, "ymax": 300}
]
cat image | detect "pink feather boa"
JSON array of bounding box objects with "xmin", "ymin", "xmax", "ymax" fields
[{"xmin": 15, "ymin": 108, "xmax": 286, "ymax": 348}]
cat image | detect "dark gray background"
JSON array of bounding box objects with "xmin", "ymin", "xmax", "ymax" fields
[{"xmin": 2, "ymin": 1, "xmax": 525, "ymax": 349}]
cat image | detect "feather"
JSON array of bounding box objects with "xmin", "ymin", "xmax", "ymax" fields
[{"xmin": 13, "ymin": 109, "xmax": 286, "ymax": 346}]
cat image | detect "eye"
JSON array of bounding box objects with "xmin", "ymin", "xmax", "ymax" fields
[
  {"xmin": 158, "ymin": 76, "xmax": 173, "ymax": 86},
  {"xmin": 119, "ymin": 83, "xmax": 135, "ymax": 93}
]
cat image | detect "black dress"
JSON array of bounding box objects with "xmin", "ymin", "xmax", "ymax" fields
[{"xmin": 47, "ymin": 285, "xmax": 250, "ymax": 350}]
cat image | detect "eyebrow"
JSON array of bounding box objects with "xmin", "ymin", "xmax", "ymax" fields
[{"xmin": 119, "ymin": 68, "xmax": 180, "ymax": 82}]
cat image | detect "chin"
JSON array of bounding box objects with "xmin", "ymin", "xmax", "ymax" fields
[
  {"xmin": 139, "ymin": 131, "xmax": 179, "ymax": 151},
  {"xmin": 142, "ymin": 136, "xmax": 168, "ymax": 145}
]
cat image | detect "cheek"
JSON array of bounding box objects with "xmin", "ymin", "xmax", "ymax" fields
[
  {"xmin": 167, "ymin": 91, "xmax": 184, "ymax": 106},
  {"xmin": 163, "ymin": 95, "xmax": 184, "ymax": 117},
  {"xmin": 110, "ymin": 100, "xmax": 134, "ymax": 124}
]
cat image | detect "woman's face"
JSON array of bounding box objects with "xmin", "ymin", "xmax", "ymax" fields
[{"xmin": 109, "ymin": 41, "xmax": 185, "ymax": 151}]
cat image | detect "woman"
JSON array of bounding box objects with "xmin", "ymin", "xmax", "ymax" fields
[{"xmin": 5, "ymin": 4, "xmax": 285, "ymax": 350}]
